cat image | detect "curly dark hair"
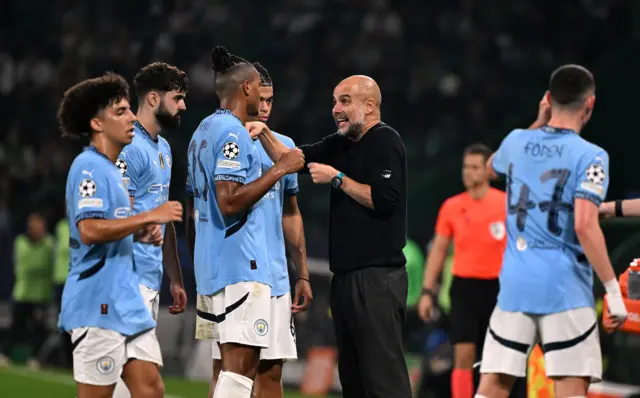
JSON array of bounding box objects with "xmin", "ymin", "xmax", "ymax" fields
[
  {"xmin": 57, "ymin": 72, "xmax": 130, "ymax": 139},
  {"xmin": 133, "ymin": 62, "xmax": 188, "ymax": 99},
  {"xmin": 252, "ymin": 62, "xmax": 272, "ymax": 86}
]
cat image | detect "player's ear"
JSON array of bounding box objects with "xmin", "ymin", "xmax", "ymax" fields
[
  {"xmin": 90, "ymin": 116, "xmax": 103, "ymax": 133},
  {"xmin": 147, "ymin": 91, "xmax": 159, "ymax": 108},
  {"xmin": 365, "ymin": 98, "xmax": 374, "ymax": 115},
  {"xmin": 544, "ymin": 90, "xmax": 552, "ymax": 105},
  {"xmin": 242, "ymin": 80, "xmax": 250, "ymax": 97}
]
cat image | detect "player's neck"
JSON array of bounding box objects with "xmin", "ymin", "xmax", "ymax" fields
[
  {"xmin": 546, "ymin": 115, "xmax": 583, "ymax": 134},
  {"xmin": 219, "ymin": 99, "xmax": 247, "ymax": 124},
  {"xmin": 90, "ymin": 137, "xmax": 123, "ymax": 164},
  {"xmin": 136, "ymin": 110, "xmax": 161, "ymax": 138},
  {"xmin": 351, "ymin": 118, "xmax": 381, "ymax": 141},
  {"xmin": 468, "ymin": 184, "xmax": 490, "ymax": 200}
]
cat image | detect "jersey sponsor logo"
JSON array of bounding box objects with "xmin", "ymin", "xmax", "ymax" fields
[
  {"xmin": 115, "ymin": 159, "xmax": 127, "ymax": 175},
  {"xmin": 148, "ymin": 183, "xmax": 170, "ymax": 194},
  {"xmin": 96, "ymin": 356, "xmax": 115, "ymax": 374},
  {"xmin": 217, "ymin": 159, "xmax": 241, "ymax": 170},
  {"xmin": 228, "ymin": 132, "xmax": 239, "ymax": 140},
  {"xmin": 254, "ymin": 319, "xmax": 268, "ymax": 336},
  {"xmin": 223, "ymin": 142, "xmax": 240, "ymax": 160},
  {"xmin": 82, "ymin": 169, "xmax": 94, "ymax": 178},
  {"xmin": 113, "ymin": 207, "xmax": 130, "ymax": 218},
  {"xmin": 489, "ymin": 221, "xmax": 506, "ymax": 240},
  {"xmin": 79, "ymin": 179, "xmax": 97, "ymax": 197},
  {"xmin": 78, "ymin": 198, "xmax": 104, "ymax": 209}
]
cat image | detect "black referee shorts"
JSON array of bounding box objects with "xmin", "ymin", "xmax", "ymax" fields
[
  {"xmin": 449, "ymin": 276, "xmax": 499, "ymax": 347},
  {"xmin": 330, "ymin": 266, "xmax": 412, "ymax": 398}
]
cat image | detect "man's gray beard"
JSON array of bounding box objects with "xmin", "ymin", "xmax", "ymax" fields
[{"xmin": 342, "ymin": 122, "xmax": 365, "ymax": 140}]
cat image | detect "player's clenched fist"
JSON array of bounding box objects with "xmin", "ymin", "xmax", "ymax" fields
[
  {"xmin": 137, "ymin": 224, "xmax": 164, "ymax": 246},
  {"xmin": 150, "ymin": 201, "xmax": 183, "ymax": 224},
  {"xmin": 308, "ymin": 162, "xmax": 339, "ymax": 184},
  {"xmin": 245, "ymin": 121, "xmax": 270, "ymax": 139},
  {"xmin": 276, "ymin": 148, "xmax": 305, "ymax": 174}
]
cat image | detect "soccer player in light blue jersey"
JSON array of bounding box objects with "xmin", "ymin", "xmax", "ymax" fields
[
  {"xmin": 57, "ymin": 73, "xmax": 183, "ymax": 398},
  {"xmin": 185, "ymin": 46, "xmax": 304, "ymax": 398},
  {"xmin": 476, "ymin": 65, "xmax": 628, "ymax": 398},
  {"xmin": 208, "ymin": 62, "xmax": 313, "ymax": 398},
  {"xmin": 112, "ymin": 63, "xmax": 188, "ymax": 398}
]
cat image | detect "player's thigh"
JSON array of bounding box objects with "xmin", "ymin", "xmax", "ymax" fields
[
  {"xmin": 71, "ymin": 327, "xmax": 127, "ymax": 386},
  {"xmin": 216, "ymin": 282, "xmax": 271, "ymax": 350},
  {"xmin": 479, "ymin": 307, "xmax": 537, "ymax": 378},
  {"xmin": 126, "ymin": 327, "xmax": 163, "ymax": 368},
  {"xmin": 121, "ymin": 358, "xmax": 164, "ymax": 398},
  {"xmin": 538, "ymin": 307, "xmax": 602, "ymax": 383},
  {"xmin": 260, "ymin": 293, "xmax": 297, "ymax": 362}
]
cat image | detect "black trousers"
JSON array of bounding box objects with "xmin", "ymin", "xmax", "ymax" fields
[{"xmin": 330, "ymin": 266, "xmax": 412, "ymax": 398}]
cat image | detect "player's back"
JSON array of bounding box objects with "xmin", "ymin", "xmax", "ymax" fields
[
  {"xmin": 255, "ymin": 132, "xmax": 299, "ymax": 297},
  {"xmin": 187, "ymin": 109, "xmax": 270, "ymax": 295},
  {"xmin": 493, "ymin": 126, "xmax": 610, "ymax": 314},
  {"xmin": 59, "ymin": 147, "xmax": 155, "ymax": 336},
  {"xmin": 117, "ymin": 123, "xmax": 172, "ymax": 291}
]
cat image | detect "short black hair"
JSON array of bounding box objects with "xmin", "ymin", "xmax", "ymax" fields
[
  {"xmin": 210, "ymin": 46, "xmax": 256, "ymax": 97},
  {"xmin": 133, "ymin": 62, "xmax": 188, "ymax": 99},
  {"xmin": 463, "ymin": 143, "xmax": 493, "ymax": 162},
  {"xmin": 58, "ymin": 72, "xmax": 130, "ymax": 139},
  {"xmin": 549, "ymin": 64, "xmax": 595, "ymax": 109},
  {"xmin": 252, "ymin": 62, "xmax": 272, "ymax": 86}
]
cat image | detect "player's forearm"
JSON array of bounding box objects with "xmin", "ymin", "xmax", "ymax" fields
[
  {"xmin": 162, "ymin": 222, "xmax": 183, "ymax": 286},
  {"xmin": 340, "ymin": 177, "xmax": 374, "ymax": 209},
  {"xmin": 602, "ymin": 199, "xmax": 640, "ymax": 218},
  {"xmin": 576, "ymin": 223, "xmax": 617, "ymax": 285},
  {"xmin": 77, "ymin": 213, "xmax": 153, "ymax": 245},
  {"xmin": 217, "ymin": 168, "xmax": 286, "ymax": 217},
  {"xmin": 423, "ymin": 248, "xmax": 447, "ymax": 290},
  {"xmin": 283, "ymin": 212, "xmax": 309, "ymax": 279},
  {"xmin": 257, "ymin": 129, "xmax": 288, "ymax": 162}
]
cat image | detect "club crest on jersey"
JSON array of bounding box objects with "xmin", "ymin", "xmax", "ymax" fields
[
  {"xmin": 254, "ymin": 319, "xmax": 268, "ymax": 336},
  {"xmin": 489, "ymin": 221, "xmax": 506, "ymax": 240},
  {"xmin": 166, "ymin": 154, "xmax": 172, "ymax": 168},
  {"xmin": 158, "ymin": 153, "xmax": 165, "ymax": 170},
  {"xmin": 96, "ymin": 356, "xmax": 115, "ymax": 374}
]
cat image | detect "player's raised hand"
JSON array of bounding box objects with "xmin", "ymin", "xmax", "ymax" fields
[
  {"xmin": 246, "ymin": 121, "xmax": 270, "ymax": 139},
  {"xmin": 308, "ymin": 162, "xmax": 338, "ymax": 184},
  {"xmin": 137, "ymin": 224, "xmax": 164, "ymax": 246},
  {"xmin": 537, "ymin": 92, "xmax": 551, "ymax": 124},
  {"xmin": 292, "ymin": 278, "xmax": 313, "ymax": 313},
  {"xmin": 276, "ymin": 148, "xmax": 305, "ymax": 174},
  {"xmin": 150, "ymin": 201, "xmax": 183, "ymax": 224},
  {"xmin": 168, "ymin": 283, "xmax": 187, "ymax": 315}
]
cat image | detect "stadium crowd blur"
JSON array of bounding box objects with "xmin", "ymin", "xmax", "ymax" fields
[{"xmin": 0, "ymin": 0, "xmax": 636, "ymax": 392}]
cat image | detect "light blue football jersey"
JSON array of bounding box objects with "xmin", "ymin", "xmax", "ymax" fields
[
  {"xmin": 186, "ymin": 109, "xmax": 270, "ymax": 295},
  {"xmin": 492, "ymin": 126, "xmax": 610, "ymax": 314},
  {"xmin": 117, "ymin": 121, "xmax": 172, "ymax": 291},
  {"xmin": 59, "ymin": 146, "xmax": 155, "ymax": 336},
  {"xmin": 256, "ymin": 132, "xmax": 299, "ymax": 297}
]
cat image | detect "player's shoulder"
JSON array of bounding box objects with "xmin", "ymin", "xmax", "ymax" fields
[
  {"xmin": 120, "ymin": 137, "xmax": 145, "ymax": 157},
  {"xmin": 373, "ymin": 122, "xmax": 403, "ymax": 144},
  {"xmin": 502, "ymin": 128, "xmax": 530, "ymax": 145},
  {"xmin": 158, "ymin": 135, "xmax": 171, "ymax": 149},
  {"xmin": 70, "ymin": 150, "xmax": 107, "ymax": 175},
  {"xmin": 273, "ymin": 131, "xmax": 295, "ymax": 148},
  {"xmin": 572, "ymin": 136, "xmax": 607, "ymax": 158}
]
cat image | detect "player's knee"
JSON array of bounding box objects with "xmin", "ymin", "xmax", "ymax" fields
[
  {"xmin": 257, "ymin": 360, "xmax": 283, "ymax": 383},
  {"xmin": 477, "ymin": 373, "xmax": 514, "ymax": 398},
  {"xmin": 128, "ymin": 373, "xmax": 164, "ymax": 398}
]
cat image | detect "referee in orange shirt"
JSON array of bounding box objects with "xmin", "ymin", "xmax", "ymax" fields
[{"xmin": 418, "ymin": 143, "xmax": 506, "ymax": 398}]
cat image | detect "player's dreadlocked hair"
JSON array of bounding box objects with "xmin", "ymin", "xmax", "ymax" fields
[
  {"xmin": 210, "ymin": 46, "xmax": 256, "ymax": 97},
  {"xmin": 548, "ymin": 64, "xmax": 595, "ymax": 110},
  {"xmin": 57, "ymin": 72, "xmax": 130, "ymax": 139},
  {"xmin": 252, "ymin": 62, "xmax": 272, "ymax": 87},
  {"xmin": 133, "ymin": 62, "xmax": 188, "ymax": 99}
]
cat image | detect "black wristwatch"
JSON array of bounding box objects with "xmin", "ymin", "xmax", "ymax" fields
[
  {"xmin": 421, "ymin": 288, "xmax": 436, "ymax": 299},
  {"xmin": 331, "ymin": 172, "xmax": 344, "ymax": 188}
]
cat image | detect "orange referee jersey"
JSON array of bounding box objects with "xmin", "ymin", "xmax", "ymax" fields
[{"xmin": 435, "ymin": 187, "xmax": 506, "ymax": 279}]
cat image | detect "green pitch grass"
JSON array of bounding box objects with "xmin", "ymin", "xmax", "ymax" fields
[{"xmin": 0, "ymin": 365, "xmax": 341, "ymax": 398}]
